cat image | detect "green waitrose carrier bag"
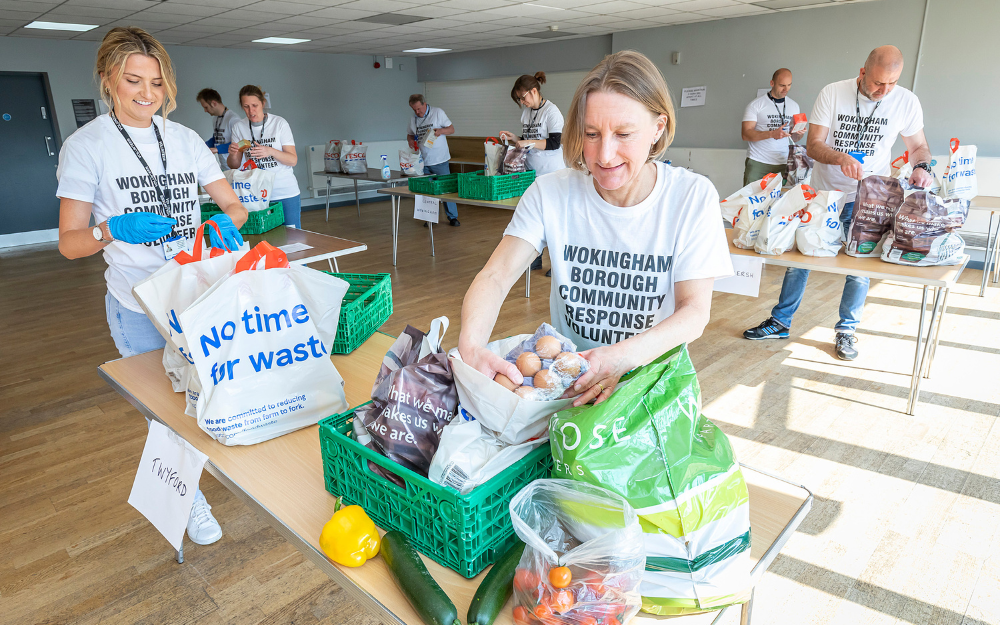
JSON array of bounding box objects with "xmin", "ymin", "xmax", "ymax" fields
[{"xmin": 549, "ymin": 345, "xmax": 751, "ymax": 616}]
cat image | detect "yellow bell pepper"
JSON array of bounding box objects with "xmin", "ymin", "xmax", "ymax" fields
[{"xmin": 319, "ymin": 497, "xmax": 381, "ymax": 567}]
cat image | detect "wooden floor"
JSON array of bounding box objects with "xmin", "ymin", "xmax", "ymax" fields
[{"xmin": 2, "ymin": 198, "xmax": 999, "ymax": 625}]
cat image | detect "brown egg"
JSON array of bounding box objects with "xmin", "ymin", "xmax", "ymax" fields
[
  {"xmin": 514, "ymin": 386, "xmax": 535, "ymax": 400},
  {"xmin": 554, "ymin": 352, "xmax": 583, "ymax": 377},
  {"xmin": 534, "ymin": 369, "xmax": 559, "ymax": 391},
  {"xmin": 535, "ymin": 335, "xmax": 562, "ymax": 359},
  {"xmin": 516, "ymin": 352, "xmax": 542, "ymax": 377},
  {"xmin": 493, "ymin": 373, "xmax": 518, "ymax": 391}
]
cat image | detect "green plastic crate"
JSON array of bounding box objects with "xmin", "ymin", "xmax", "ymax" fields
[
  {"xmin": 458, "ymin": 170, "xmax": 536, "ymax": 201},
  {"xmin": 407, "ymin": 173, "xmax": 459, "ymax": 195},
  {"xmin": 323, "ymin": 273, "xmax": 392, "ymax": 354},
  {"xmin": 201, "ymin": 201, "xmax": 284, "ymax": 235},
  {"xmin": 318, "ymin": 403, "xmax": 552, "ymax": 578}
]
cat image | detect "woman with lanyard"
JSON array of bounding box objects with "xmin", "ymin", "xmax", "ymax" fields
[
  {"xmin": 499, "ymin": 72, "xmax": 566, "ymax": 273},
  {"xmin": 228, "ymin": 85, "xmax": 301, "ymax": 227},
  {"xmin": 460, "ymin": 51, "xmax": 732, "ymax": 405},
  {"xmin": 57, "ymin": 27, "xmax": 247, "ymax": 546}
]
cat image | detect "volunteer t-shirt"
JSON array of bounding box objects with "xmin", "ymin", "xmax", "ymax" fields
[
  {"xmin": 521, "ymin": 99, "xmax": 565, "ymax": 177},
  {"xmin": 407, "ymin": 105, "xmax": 452, "ymax": 166},
  {"xmin": 212, "ymin": 108, "xmax": 239, "ymax": 146},
  {"xmin": 743, "ymin": 93, "xmax": 801, "ymax": 165},
  {"xmin": 810, "ymin": 78, "xmax": 923, "ymax": 202},
  {"xmin": 230, "ymin": 114, "xmax": 299, "ymax": 200},
  {"xmin": 505, "ymin": 164, "xmax": 734, "ymax": 350},
  {"xmin": 56, "ymin": 114, "xmax": 224, "ymax": 313}
]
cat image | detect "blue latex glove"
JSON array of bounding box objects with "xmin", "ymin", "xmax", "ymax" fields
[
  {"xmin": 207, "ymin": 213, "xmax": 244, "ymax": 251},
  {"xmin": 206, "ymin": 137, "xmax": 216, "ymax": 148},
  {"xmin": 217, "ymin": 142, "xmax": 230, "ymax": 155},
  {"xmin": 107, "ymin": 212, "xmax": 176, "ymax": 244}
]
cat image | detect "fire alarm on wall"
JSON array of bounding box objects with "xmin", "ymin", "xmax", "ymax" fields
[{"xmin": 373, "ymin": 55, "xmax": 381, "ymax": 69}]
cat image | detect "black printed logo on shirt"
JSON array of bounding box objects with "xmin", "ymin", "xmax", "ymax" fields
[
  {"xmin": 114, "ymin": 171, "xmax": 200, "ymax": 246},
  {"xmin": 831, "ymin": 113, "xmax": 888, "ymax": 157}
]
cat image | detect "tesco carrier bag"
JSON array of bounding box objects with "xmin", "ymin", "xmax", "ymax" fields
[
  {"xmin": 796, "ymin": 190, "xmax": 846, "ymax": 257},
  {"xmin": 324, "ymin": 140, "xmax": 342, "ymax": 173},
  {"xmin": 179, "ymin": 242, "xmax": 350, "ymax": 445},
  {"xmin": 340, "ymin": 140, "xmax": 368, "ymax": 175},
  {"xmin": 398, "ymin": 148, "xmax": 424, "ymax": 176},
  {"xmin": 225, "ymin": 159, "xmax": 275, "ymax": 211}
]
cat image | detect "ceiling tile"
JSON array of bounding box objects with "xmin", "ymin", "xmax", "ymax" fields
[
  {"xmin": 0, "ymin": 0, "xmax": 58, "ymax": 11},
  {"xmin": 611, "ymin": 6, "xmax": 680, "ymax": 20},
  {"xmin": 156, "ymin": 23, "xmax": 224, "ymax": 34},
  {"xmin": 140, "ymin": 3, "xmax": 227, "ymax": 17},
  {"xmin": 567, "ymin": 14, "xmax": 621, "ymax": 25},
  {"xmin": 665, "ymin": 0, "xmax": 739, "ymax": 10},
  {"xmin": 293, "ymin": 24, "xmax": 357, "ymax": 35},
  {"xmin": 302, "ymin": 5, "xmax": 379, "ymax": 19},
  {"xmin": 328, "ymin": 20, "xmax": 388, "ymax": 31},
  {"xmin": 579, "ymin": 0, "xmax": 651, "ymax": 13},
  {"xmin": 335, "ymin": 0, "xmax": 418, "ymax": 11},
  {"xmin": 9, "ymin": 28, "xmax": 77, "ymax": 37},
  {"xmin": 271, "ymin": 14, "xmax": 339, "ymax": 25},
  {"xmin": 241, "ymin": 0, "xmax": 326, "ymax": 15},
  {"xmin": 695, "ymin": 4, "xmax": 773, "ymax": 16},
  {"xmin": 409, "ymin": 17, "xmax": 467, "ymax": 29},
  {"xmin": 0, "ymin": 17, "xmax": 32, "ymax": 27},
  {"xmin": 432, "ymin": 0, "xmax": 515, "ymax": 11},
  {"xmin": 446, "ymin": 20, "xmax": 499, "ymax": 31},
  {"xmin": 479, "ymin": 16, "xmax": 540, "ymax": 27},
  {"xmin": 397, "ymin": 4, "xmax": 462, "ymax": 18},
  {"xmin": 0, "ymin": 8, "xmax": 45, "ymax": 19},
  {"xmin": 165, "ymin": 0, "xmax": 259, "ymax": 9},
  {"xmin": 191, "ymin": 14, "xmax": 267, "ymax": 26},
  {"xmin": 124, "ymin": 12, "xmax": 195, "ymax": 24}
]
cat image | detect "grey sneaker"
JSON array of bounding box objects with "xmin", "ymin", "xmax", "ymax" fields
[{"xmin": 835, "ymin": 332, "xmax": 858, "ymax": 360}]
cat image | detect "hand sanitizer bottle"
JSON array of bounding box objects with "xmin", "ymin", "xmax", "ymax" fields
[{"xmin": 381, "ymin": 155, "xmax": 390, "ymax": 180}]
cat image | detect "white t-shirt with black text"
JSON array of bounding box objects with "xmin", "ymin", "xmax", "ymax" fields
[
  {"xmin": 212, "ymin": 108, "xmax": 239, "ymax": 146},
  {"xmin": 56, "ymin": 114, "xmax": 224, "ymax": 312},
  {"xmin": 743, "ymin": 93, "xmax": 800, "ymax": 165},
  {"xmin": 521, "ymin": 99, "xmax": 565, "ymax": 176},
  {"xmin": 407, "ymin": 105, "xmax": 452, "ymax": 166},
  {"xmin": 230, "ymin": 114, "xmax": 299, "ymax": 200},
  {"xmin": 809, "ymin": 78, "xmax": 923, "ymax": 202},
  {"xmin": 505, "ymin": 164, "xmax": 734, "ymax": 350}
]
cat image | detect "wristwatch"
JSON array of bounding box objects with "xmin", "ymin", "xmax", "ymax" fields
[
  {"xmin": 93, "ymin": 221, "xmax": 114, "ymax": 243},
  {"xmin": 913, "ymin": 162, "xmax": 932, "ymax": 173}
]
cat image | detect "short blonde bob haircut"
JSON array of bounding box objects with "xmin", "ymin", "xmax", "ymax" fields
[
  {"xmin": 96, "ymin": 27, "xmax": 178, "ymax": 119},
  {"xmin": 563, "ymin": 50, "xmax": 676, "ymax": 171}
]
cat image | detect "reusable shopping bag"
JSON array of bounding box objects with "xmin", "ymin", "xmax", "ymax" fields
[
  {"xmin": 225, "ymin": 159, "xmax": 275, "ymax": 211},
  {"xmin": 398, "ymin": 148, "xmax": 424, "ymax": 176},
  {"xmin": 324, "ymin": 140, "xmax": 342, "ymax": 173},
  {"xmin": 510, "ymin": 479, "xmax": 645, "ymax": 625},
  {"xmin": 847, "ymin": 175, "xmax": 905, "ymax": 257},
  {"xmin": 179, "ymin": 242, "xmax": 350, "ymax": 445},
  {"xmin": 796, "ymin": 190, "xmax": 846, "ymax": 257},
  {"xmin": 881, "ymin": 190, "xmax": 969, "ymax": 266},
  {"xmin": 484, "ymin": 137, "xmax": 504, "ymax": 176},
  {"xmin": 754, "ymin": 184, "xmax": 817, "ymax": 255},
  {"xmin": 720, "ymin": 172, "xmax": 783, "ymax": 225},
  {"xmin": 340, "ymin": 140, "xmax": 368, "ymax": 175},
  {"xmin": 550, "ymin": 345, "xmax": 752, "ymax": 616},
  {"xmin": 786, "ymin": 144, "xmax": 813, "ymax": 186},
  {"xmin": 941, "ymin": 138, "xmax": 977, "ymax": 200},
  {"xmin": 891, "ymin": 152, "xmax": 912, "ymax": 182}
]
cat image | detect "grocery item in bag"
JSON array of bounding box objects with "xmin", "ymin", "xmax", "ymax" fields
[
  {"xmin": 796, "ymin": 190, "xmax": 846, "ymax": 257},
  {"xmin": 941, "ymin": 138, "xmax": 977, "ymax": 200},
  {"xmin": 754, "ymin": 184, "xmax": 816, "ymax": 255},
  {"xmin": 324, "ymin": 140, "xmax": 342, "ymax": 173},
  {"xmin": 882, "ymin": 190, "xmax": 968, "ymax": 266},
  {"xmin": 179, "ymin": 242, "xmax": 350, "ymax": 445},
  {"xmin": 340, "ymin": 140, "xmax": 368, "ymax": 175},
  {"xmin": 398, "ymin": 148, "xmax": 424, "ymax": 176},
  {"xmin": 550, "ymin": 345, "xmax": 752, "ymax": 616},
  {"xmin": 353, "ymin": 318, "xmax": 458, "ymax": 483},
  {"xmin": 225, "ymin": 159, "xmax": 275, "ymax": 211},
  {"xmin": 786, "ymin": 144, "xmax": 813, "ymax": 186},
  {"xmin": 510, "ymin": 480, "xmax": 645, "ymax": 625},
  {"xmin": 502, "ymin": 140, "xmax": 530, "ymax": 175},
  {"xmin": 484, "ymin": 137, "xmax": 504, "ymax": 176},
  {"xmin": 847, "ymin": 175, "xmax": 904, "ymax": 257},
  {"xmin": 499, "ymin": 323, "xmax": 589, "ymax": 401}
]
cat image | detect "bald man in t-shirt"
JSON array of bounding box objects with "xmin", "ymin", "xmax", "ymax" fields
[{"xmin": 741, "ymin": 68, "xmax": 805, "ymax": 184}]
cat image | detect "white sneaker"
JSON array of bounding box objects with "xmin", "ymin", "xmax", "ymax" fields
[{"xmin": 187, "ymin": 490, "xmax": 223, "ymax": 545}]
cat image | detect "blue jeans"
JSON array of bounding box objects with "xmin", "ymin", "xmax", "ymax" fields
[
  {"xmin": 424, "ymin": 162, "xmax": 458, "ymax": 220},
  {"xmin": 771, "ymin": 201, "xmax": 868, "ymax": 333},
  {"xmin": 278, "ymin": 193, "xmax": 301, "ymax": 228},
  {"xmin": 106, "ymin": 292, "xmax": 166, "ymax": 358}
]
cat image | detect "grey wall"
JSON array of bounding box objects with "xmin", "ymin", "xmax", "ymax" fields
[
  {"xmin": 416, "ymin": 35, "xmax": 612, "ymax": 83},
  {"xmin": 0, "ymin": 36, "xmax": 421, "ymax": 194}
]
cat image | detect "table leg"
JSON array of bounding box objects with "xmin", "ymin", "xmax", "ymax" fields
[
  {"xmin": 176, "ymin": 543, "xmax": 183, "ymax": 564},
  {"xmin": 980, "ymin": 213, "xmax": 994, "ymax": 296},
  {"xmin": 923, "ymin": 287, "xmax": 949, "ymax": 379},
  {"xmin": 739, "ymin": 588, "xmax": 753, "ymax": 625},
  {"xmin": 391, "ymin": 195, "xmax": 399, "ymax": 266},
  {"xmin": 429, "ymin": 222, "xmax": 435, "ymax": 257},
  {"xmin": 908, "ymin": 287, "xmax": 944, "ymax": 415},
  {"xmin": 907, "ymin": 287, "xmax": 930, "ymax": 415},
  {"xmin": 354, "ymin": 180, "xmax": 361, "ymax": 218},
  {"xmin": 328, "ymin": 257, "xmax": 339, "ymax": 273},
  {"xmin": 993, "ymin": 216, "xmax": 1000, "ymax": 283},
  {"xmin": 525, "ymin": 268, "xmax": 530, "ymax": 298},
  {"xmin": 325, "ymin": 177, "xmax": 331, "ymax": 222}
]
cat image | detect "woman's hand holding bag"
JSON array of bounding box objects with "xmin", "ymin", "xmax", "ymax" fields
[{"xmin": 206, "ymin": 213, "xmax": 244, "ymax": 251}]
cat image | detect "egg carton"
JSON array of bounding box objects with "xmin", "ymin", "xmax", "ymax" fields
[{"xmin": 500, "ymin": 323, "xmax": 589, "ymax": 401}]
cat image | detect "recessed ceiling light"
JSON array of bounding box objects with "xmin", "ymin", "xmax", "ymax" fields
[
  {"xmin": 356, "ymin": 13, "xmax": 429, "ymax": 25},
  {"xmin": 403, "ymin": 47, "xmax": 451, "ymax": 53},
  {"xmin": 25, "ymin": 20, "xmax": 98, "ymax": 32},
  {"xmin": 253, "ymin": 37, "xmax": 310, "ymax": 44},
  {"xmin": 523, "ymin": 3, "xmax": 565, "ymax": 9}
]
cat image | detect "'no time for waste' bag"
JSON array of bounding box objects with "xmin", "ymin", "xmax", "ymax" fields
[{"xmin": 550, "ymin": 345, "xmax": 752, "ymax": 616}]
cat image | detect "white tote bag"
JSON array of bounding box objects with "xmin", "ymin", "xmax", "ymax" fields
[
  {"xmin": 796, "ymin": 190, "xmax": 846, "ymax": 257},
  {"xmin": 225, "ymin": 159, "xmax": 275, "ymax": 211},
  {"xmin": 324, "ymin": 140, "xmax": 342, "ymax": 173},
  {"xmin": 398, "ymin": 148, "xmax": 424, "ymax": 176},
  {"xmin": 340, "ymin": 140, "xmax": 368, "ymax": 175},
  {"xmin": 722, "ymin": 172, "xmax": 783, "ymax": 225},
  {"xmin": 754, "ymin": 184, "xmax": 817, "ymax": 255},
  {"xmin": 179, "ymin": 242, "xmax": 350, "ymax": 446},
  {"xmin": 941, "ymin": 138, "xmax": 977, "ymax": 200}
]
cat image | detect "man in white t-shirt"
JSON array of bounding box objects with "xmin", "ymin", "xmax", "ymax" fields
[
  {"xmin": 197, "ymin": 88, "xmax": 238, "ymax": 170},
  {"xmin": 741, "ymin": 68, "xmax": 804, "ymax": 185},
  {"xmin": 406, "ymin": 94, "xmax": 459, "ymax": 226},
  {"xmin": 744, "ymin": 46, "xmax": 934, "ymax": 361}
]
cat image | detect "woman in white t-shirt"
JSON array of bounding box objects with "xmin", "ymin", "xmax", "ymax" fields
[
  {"xmin": 228, "ymin": 85, "xmax": 301, "ymax": 227},
  {"xmin": 499, "ymin": 71, "xmax": 566, "ymax": 178},
  {"xmin": 57, "ymin": 27, "xmax": 247, "ymax": 546},
  {"xmin": 459, "ymin": 51, "xmax": 733, "ymax": 406}
]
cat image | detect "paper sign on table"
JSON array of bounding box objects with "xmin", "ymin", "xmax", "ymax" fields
[
  {"xmin": 714, "ymin": 255, "xmax": 764, "ymax": 297},
  {"xmin": 414, "ymin": 194, "xmax": 440, "ymax": 223},
  {"xmin": 681, "ymin": 86, "xmax": 707, "ymax": 108},
  {"xmin": 278, "ymin": 242, "xmax": 313, "ymax": 254},
  {"xmin": 128, "ymin": 420, "xmax": 208, "ymax": 550}
]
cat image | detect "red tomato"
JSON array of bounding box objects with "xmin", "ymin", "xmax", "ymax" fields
[
  {"xmin": 572, "ymin": 615, "xmax": 597, "ymax": 625},
  {"xmin": 605, "ymin": 618, "xmax": 622, "ymax": 625},
  {"xmin": 534, "ymin": 602, "xmax": 554, "ymax": 621},
  {"xmin": 514, "ymin": 569, "xmax": 540, "ymax": 592},
  {"xmin": 513, "ymin": 605, "xmax": 533, "ymax": 625},
  {"xmin": 548, "ymin": 566, "xmax": 572, "ymax": 589},
  {"xmin": 550, "ymin": 589, "xmax": 575, "ymax": 614}
]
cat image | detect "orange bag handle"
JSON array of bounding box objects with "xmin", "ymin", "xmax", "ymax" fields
[
  {"xmin": 760, "ymin": 172, "xmax": 779, "ymax": 189},
  {"xmin": 891, "ymin": 152, "xmax": 909, "ymax": 169},
  {"xmin": 173, "ymin": 220, "xmax": 227, "ymax": 265},
  {"xmin": 950, "ymin": 138, "xmax": 960, "ymax": 153},
  {"xmin": 240, "ymin": 157, "xmax": 258, "ymax": 172},
  {"xmin": 801, "ymin": 184, "xmax": 818, "ymax": 202},
  {"xmin": 235, "ymin": 241, "xmax": 289, "ymax": 272}
]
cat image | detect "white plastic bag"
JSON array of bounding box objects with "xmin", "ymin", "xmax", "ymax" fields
[
  {"xmin": 796, "ymin": 190, "xmax": 846, "ymax": 257},
  {"xmin": 324, "ymin": 140, "xmax": 342, "ymax": 173},
  {"xmin": 225, "ymin": 160, "xmax": 275, "ymax": 211},
  {"xmin": 510, "ymin": 479, "xmax": 645, "ymax": 625},
  {"xmin": 723, "ymin": 172, "xmax": 782, "ymax": 227},
  {"xmin": 179, "ymin": 242, "xmax": 350, "ymax": 445},
  {"xmin": 484, "ymin": 137, "xmax": 504, "ymax": 176},
  {"xmin": 891, "ymin": 152, "xmax": 913, "ymax": 182},
  {"xmin": 398, "ymin": 148, "xmax": 424, "ymax": 176},
  {"xmin": 340, "ymin": 140, "xmax": 368, "ymax": 175},
  {"xmin": 941, "ymin": 138, "xmax": 977, "ymax": 200},
  {"xmin": 754, "ymin": 184, "xmax": 816, "ymax": 255}
]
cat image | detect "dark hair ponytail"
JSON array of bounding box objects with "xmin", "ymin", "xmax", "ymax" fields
[
  {"xmin": 238, "ymin": 84, "xmax": 266, "ymax": 105},
  {"xmin": 510, "ymin": 71, "xmax": 547, "ymax": 104}
]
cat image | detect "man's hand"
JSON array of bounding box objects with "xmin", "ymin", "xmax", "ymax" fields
[
  {"xmin": 791, "ymin": 130, "xmax": 806, "ymax": 142},
  {"xmin": 770, "ymin": 128, "xmax": 791, "ymax": 140},
  {"xmin": 209, "ymin": 147, "xmax": 218, "ymax": 154},
  {"xmin": 839, "ymin": 152, "xmax": 864, "ymax": 180},
  {"xmin": 909, "ymin": 166, "xmax": 933, "ymax": 188},
  {"xmin": 434, "ymin": 128, "xmax": 445, "ymax": 137}
]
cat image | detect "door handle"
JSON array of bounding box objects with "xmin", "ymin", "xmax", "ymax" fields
[{"xmin": 44, "ymin": 136, "xmax": 54, "ymax": 156}]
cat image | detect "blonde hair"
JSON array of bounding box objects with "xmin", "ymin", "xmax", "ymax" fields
[
  {"xmin": 96, "ymin": 27, "xmax": 177, "ymax": 119},
  {"xmin": 563, "ymin": 51, "xmax": 676, "ymax": 171}
]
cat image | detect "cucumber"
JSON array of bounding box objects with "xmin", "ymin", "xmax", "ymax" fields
[
  {"xmin": 380, "ymin": 531, "xmax": 461, "ymax": 625},
  {"xmin": 468, "ymin": 540, "xmax": 526, "ymax": 625}
]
